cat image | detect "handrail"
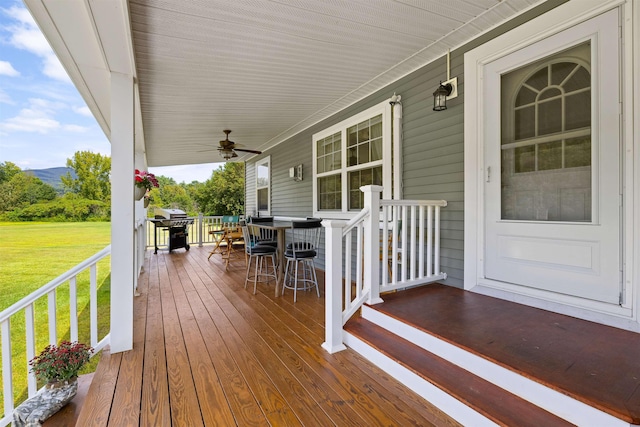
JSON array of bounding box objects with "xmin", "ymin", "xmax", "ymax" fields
[
  {"xmin": 0, "ymin": 245, "xmax": 111, "ymax": 324},
  {"xmin": 380, "ymin": 199, "xmax": 447, "ymax": 207},
  {"xmin": 342, "ymin": 208, "xmax": 370, "ymax": 237}
]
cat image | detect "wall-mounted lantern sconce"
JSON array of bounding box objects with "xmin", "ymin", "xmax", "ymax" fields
[
  {"xmin": 433, "ymin": 49, "xmax": 458, "ymax": 111},
  {"xmin": 433, "ymin": 83, "xmax": 452, "ymax": 111},
  {"xmin": 289, "ymin": 164, "xmax": 303, "ymax": 181}
]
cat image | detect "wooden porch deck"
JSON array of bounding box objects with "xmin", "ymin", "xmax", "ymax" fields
[{"xmin": 73, "ymin": 246, "xmax": 458, "ymax": 426}]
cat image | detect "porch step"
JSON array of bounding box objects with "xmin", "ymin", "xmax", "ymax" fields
[
  {"xmin": 347, "ymin": 284, "xmax": 640, "ymax": 426},
  {"xmin": 345, "ymin": 316, "xmax": 574, "ymax": 427}
]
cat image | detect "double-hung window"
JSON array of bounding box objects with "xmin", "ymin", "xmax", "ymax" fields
[
  {"xmin": 313, "ymin": 100, "xmax": 398, "ymax": 219},
  {"xmin": 256, "ymin": 156, "xmax": 270, "ymax": 215}
]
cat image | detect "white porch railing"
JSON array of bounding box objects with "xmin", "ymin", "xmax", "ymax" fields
[
  {"xmin": 0, "ymin": 246, "xmax": 111, "ymax": 426},
  {"xmin": 322, "ymin": 185, "xmax": 447, "ymax": 354}
]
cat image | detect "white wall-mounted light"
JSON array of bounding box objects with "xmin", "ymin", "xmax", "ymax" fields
[
  {"xmin": 433, "ymin": 49, "xmax": 458, "ymax": 111},
  {"xmin": 289, "ymin": 164, "xmax": 303, "ymax": 181}
]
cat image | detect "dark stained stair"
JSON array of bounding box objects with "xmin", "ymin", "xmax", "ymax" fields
[
  {"xmin": 344, "ymin": 284, "xmax": 640, "ymax": 426},
  {"xmin": 345, "ymin": 316, "xmax": 575, "ymax": 427}
]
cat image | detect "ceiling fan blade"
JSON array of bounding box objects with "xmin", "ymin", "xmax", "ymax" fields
[{"xmin": 233, "ymin": 148, "xmax": 262, "ymax": 154}]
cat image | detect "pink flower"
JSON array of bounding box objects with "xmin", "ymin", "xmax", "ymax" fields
[{"xmin": 134, "ymin": 170, "xmax": 160, "ymax": 190}]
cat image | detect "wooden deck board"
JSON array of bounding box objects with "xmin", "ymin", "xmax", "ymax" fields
[
  {"xmin": 159, "ymin": 255, "xmax": 205, "ymax": 427},
  {"xmin": 190, "ymin": 252, "xmax": 433, "ymax": 427},
  {"xmin": 75, "ymin": 347, "xmax": 121, "ymax": 426},
  {"xmin": 77, "ymin": 246, "xmax": 458, "ymax": 426}
]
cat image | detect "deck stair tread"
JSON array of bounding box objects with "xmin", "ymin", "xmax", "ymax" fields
[
  {"xmin": 368, "ymin": 284, "xmax": 640, "ymax": 424},
  {"xmin": 345, "ymin": 316, "xmax": 575, "ymax": 427}
]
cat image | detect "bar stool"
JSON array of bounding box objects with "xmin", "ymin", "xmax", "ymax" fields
[
  {"xmin": 248, "ymin": 216, "xmax": 278, "ymax": 247},
  {"xmin": 282, "ymin": 219, "xmax": 322, "ymax": 302},
  {"xmin": 241, "ymin": 223, "xmax": 278, "ymax": 294}
]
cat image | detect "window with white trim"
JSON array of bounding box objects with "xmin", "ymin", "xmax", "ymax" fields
[
  {"xmin": 256, "ymin": 156, "xmax": 270, "ymax": 215},
  {"xmin": 313, "ymin": 100, "xmax": 398, "ymax": 219}
]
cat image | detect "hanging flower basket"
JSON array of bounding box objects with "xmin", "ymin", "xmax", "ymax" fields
[
  {"xmin": 135, "ymin": 169, "xmax": 159, "ymax": 200},
  {"xmin": 135, "ymin": 186, "xmax": 146, "ymax": 201}
]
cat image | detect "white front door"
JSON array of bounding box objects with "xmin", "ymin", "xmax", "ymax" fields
[{"xmin": 483, "ymin": 10, "xmax": 622, "ymax": 304}]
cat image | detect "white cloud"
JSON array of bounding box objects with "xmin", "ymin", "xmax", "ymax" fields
[
  {"xmin": 5, "ymin": 5, "xmax": 70, "ymax": 83},
  {"xmin": 63, "ymin": 124, "xmax": 88, "ymax": 132},
  {"xmin": 0, "ymin": 97, "xmax": 61, "ymax": 133},
  {"xmin": 149, "ymin": 163, "xmax": 224, "ymax": 184},
  {"xmin": 0, "ymin": 60, "xmax": 20, "ymax": 76},
  {"xmin": 73, "ymin": 105, "xmax": 92, "ymax": 117},
  {"xmin": 0, "ymin": 88, "xmax": 13, "ymax": 104}
]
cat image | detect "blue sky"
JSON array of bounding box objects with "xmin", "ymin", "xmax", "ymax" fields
[{"xmin": 0, "ymin": 1, "xmax": 220, "ymax": 183}]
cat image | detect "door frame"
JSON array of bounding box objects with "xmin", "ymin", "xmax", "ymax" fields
[{"xmin": 463, "ymin": 0, "xmax": 639, "ymax": 330}]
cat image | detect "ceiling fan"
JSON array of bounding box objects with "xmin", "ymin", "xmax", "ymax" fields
[{"xmin": 218, "ymin": 130, "xmax": 262, "ymax": 160}]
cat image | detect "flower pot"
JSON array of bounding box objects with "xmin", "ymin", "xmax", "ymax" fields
[
  {"xmin": 144, "ymin": 198, "xmax": 150, "ymax": 208},
  {"xmin": 13, "ymin": 378, "xmax": 78, "ymax": 426},
  {"xmin": 135, "ymin": 186, "xmax": 146, "ymax": 200}
]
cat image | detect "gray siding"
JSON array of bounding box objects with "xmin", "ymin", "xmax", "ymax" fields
[{"xmin": 245, "ymin": 0, "xmax": 567, "ymax": 285}]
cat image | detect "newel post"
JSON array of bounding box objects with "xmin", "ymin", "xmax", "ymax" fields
[
  {"xmin": 198, "ymin": 213, "xmax": 204, "ymax": 247},
  {"xmin": 322, "ymin": 220, "xmax": 347, "ymax": 354},
  {"xmin": 362, "ymin": 185, "xmax": 383, "ymax": 304}
]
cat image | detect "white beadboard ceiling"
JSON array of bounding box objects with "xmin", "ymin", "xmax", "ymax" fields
[{"xmin": 28, "ymin": 0, "xmax": 547, "ymax": 167}]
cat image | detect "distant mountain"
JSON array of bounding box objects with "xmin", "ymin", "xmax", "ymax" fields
[{"xmin": 24, "ymin": 167, "xmax": 75, "ymax": 190}]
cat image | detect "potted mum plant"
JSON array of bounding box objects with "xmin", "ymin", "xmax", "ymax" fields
[
  {"xmin": 29, "ymin": 341, "xmax": 93, "ymax": 387},
  {"xmin": 134, "ymin": 169, "xmax": 159, "ymax": 200},
  {"xmin": 14, "ymin": 341, "xmax": 94, "ymax": 426}
]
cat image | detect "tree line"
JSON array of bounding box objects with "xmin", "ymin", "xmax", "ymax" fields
[{"xmin": 0, "ymin": 152, "xmax": 244, "ymax": 221}]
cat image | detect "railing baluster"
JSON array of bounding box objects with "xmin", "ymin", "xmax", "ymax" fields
[
  {"xmin": 25, "ymin": 305, "xmax": 36, "ymax": 396},
  {"xmin": 419, "ymin": 206, "xmax": 425, "ymax": 278},
  {"xmin": 427, "ymin": 205, "xmax": 433, "ymax": 277},
  {"xmin": 90, "ymin": 264, "xmax": 98, "ymax": 348},
  {"xmin": 2, "ymin": 319, "xmax": 14, "ymax": 417},
  {"xmin": 345, "ymin": 231, "xmax": 352, "ymax": 309},
  {"xmin": 435, "ymin": 206, "xmax": 441, "ymax": 274},
  {"xmin": 401, "ymin": 206, "xmax": 408, "ymax": 282},
  {"xmin": 410, "ymin": 205, "xmax": 417, "ymax": 281},
  {"xmin": 69, "ymin": 276, "xmax": 78, "ymax": 342},
  {"xmin": 391, "ymin": 205, "xmax": 399, "ymax": 283},
  {"xmin": 47, "ymin": 291, "xmax": 57, "ymax": 345},
  {"xmin": 382, "ymin": 206, "xmax": 389, "ymax": 286},
  {"xmin": 356, "ymin": 224, "xmax": 363, "ymax": 300}
]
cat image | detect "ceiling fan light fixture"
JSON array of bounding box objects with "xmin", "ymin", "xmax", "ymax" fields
[
  {"xmin": 217, "ymin": 129, "xmax": 263, "ymax": 160},
  {"xmin": 220, "ymin": 149, "xmax": 234, "ymax": 161}
]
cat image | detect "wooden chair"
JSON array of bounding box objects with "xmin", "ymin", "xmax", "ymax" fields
[{"xmin": 208, "ymin": 215, "xmax": 240, "ymax": 259}]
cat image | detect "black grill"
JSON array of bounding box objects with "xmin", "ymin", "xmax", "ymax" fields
[{"xmin": 152, "ymin": 208, "xmax": 194, "ymax": 253}]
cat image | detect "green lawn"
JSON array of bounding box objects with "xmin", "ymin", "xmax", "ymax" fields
[{"xmin": 0, "ymin": 221, "xmax": 112, "ymax": 412}]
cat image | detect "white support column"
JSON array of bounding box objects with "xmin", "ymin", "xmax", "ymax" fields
[
  {"xmin": 362, "ymin": 185, "xmax": 383, "ymax": 305},
  {"xmin": 110, "ymin": 71, "xmax": 135, "ymax": 353},
  {"xmin": 322, "ymin": 220, "xmax": 347, "ymax": 354}
]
